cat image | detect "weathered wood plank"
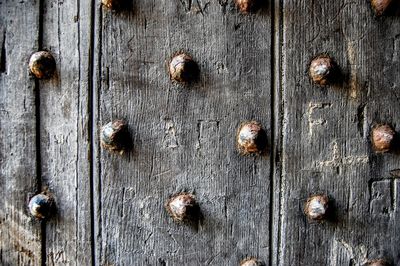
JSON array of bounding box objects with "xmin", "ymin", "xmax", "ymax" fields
[
  {"xmin": 0, "ymin": 1, "xmax": 42, "ymax": 265},
  {"xmin": 93, "ymin": 1, "xmax": 272, "ymax": 265},
  {"xmin": 279, "ymin": 0, "xmax": 400, "ymax": 265},
  {"xmin": 39, "ymin": 0, "xmax": 93, "ymax": 265}
]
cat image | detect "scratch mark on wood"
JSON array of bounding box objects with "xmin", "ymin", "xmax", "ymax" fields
[
  {"xmin": 193, "ymin": 0, "xmax": 210, "ymax": 16},
  {"xmin": 143, "ymin": 232, "xmax": 153, "ymax": 245},
  {"xmin": 196, "ymin": 120, "xmax": 203, "ymax": 151},
  {"xmin": 346, "ymin": 41, "xmax": 361, "ymax": 99},
  {"xmin": 195, "ymin": 120, "xmax": 220, "ymax": 155},
  {"xmin": 47, "ymin": 250, "xmax": 68, "ymax": 265},
  {"xmin": 308, "ymin": 102, "xmax": 332, "ymax": 136},
  {"xmin": 390, "ymin": 169, "xmax": 400, "ymax": 177},
  {"xmin": 317, "ymin": 140, "xmax": 369, "ymax": 169},
  {"xmin": 162, "ymin": 118, "xmax": 179, "ymax": 149},
  {"xmin": 151, "ymin": 170, "xmax": 172, "ymax": 179},
  {"xmin": 369, "ymin": 179, "xmax": 394, "ymax": 215},
  {"xmin": 217, "ymin": 0, "xmax": 228, "ymax": 14},
  {"xmin": 337, "ymin": 239, "xmax": 368, "ymax": 265},
  {"xmin": 393, "ymin": 35, "xmax": 400, "ymax": 62},
  {"xmin": 179, "ymin": 0, "xmax": 192, "ymax": 12}
]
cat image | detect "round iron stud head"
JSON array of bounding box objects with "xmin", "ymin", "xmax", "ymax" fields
[
  {"xmin": 28, "ymin": 193, "xmax": 55, "ymax": 220},
  {"xmin": 169, "ymin": 53, "xmax": 199, "ymax": 84},
  {"xmin": 165, "ymin": 193, "xmax": 199, "ymax": 224},
  {"xmin": 100, "ymin": 119, "xmax": 130, "ymax": 155},
  {"xmin": 304, "ymin": 194, "xmax": 330, "ymax": 221},
  {"xmin": 309, "ymin": 55, "xmax": 337, "ymax": 86},
  {"xmin": 371, "ymin": 124, "xmax": 395, "ymax": 153},
  {"xmin": 29, "ymin": 51, "xmax": 56, "ymax": 79},
  {"xmin": 236, "ymin": 121, "xmax": 267, "ymax": 155}
]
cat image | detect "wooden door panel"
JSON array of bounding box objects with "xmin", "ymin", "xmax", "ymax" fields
[
  {"xmin": 0, "ymin": 2, "xmax": 42, "ymax": 265},
  {"xmin": 280, "ymin": 0, "xmax": 400, "ymax": 265},
  {"xmin": 39, "ymin": 0, "xmax": 93, "ymax": 265},
  {"xmin": 94, "ymin": 1, "xmax": 272, "ymax": 265},
  {"xmin": 2, "ymin": 0, "xmax": 400, "ymax": 265}
]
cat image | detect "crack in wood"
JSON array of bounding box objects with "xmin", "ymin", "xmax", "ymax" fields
[
  {"xmin": 356, "ymin": 103, "xmax": 367, "ymax": 138},
  {"xmin": 0, "ymin": 28, "xmax": 6, "ymax": 73}
]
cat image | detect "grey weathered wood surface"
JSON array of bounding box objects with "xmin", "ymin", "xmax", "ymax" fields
[
  {"xmin": 94, "ymin": 1, "xmax": 272, "ymax": 265},
  {"xmin": 0, "ymin": 0, "xmax": 399, "ymax": 265},
  {"xmin": 278, "ymin": 0, "xmax": 400, "ymax": 265},
  {"xmin": 39, "ymin": 0, "xmax": 93, "ymax": 265},
  {"xmin": 0, "ymin": 1, "xmax": 42, "ymax": 265}
]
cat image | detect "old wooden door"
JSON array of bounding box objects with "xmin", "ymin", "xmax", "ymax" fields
[{"xmin": 1, "ymin": 0, "xmax": 399, "ymax": 265}]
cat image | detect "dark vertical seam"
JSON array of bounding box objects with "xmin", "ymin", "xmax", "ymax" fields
[
  {"xmin": 96, "ymin": 6, "xmax": 104, "ymax": 264},
  {"xmin": 269, "ymin": 0, "xmax": 277, "ymax": 265},
  {"xmin": 57, "ymin": 0, "xmax": 61, "ymax": 62},
  {"xmin": 275, "ymin": 0, "xmax": 285, "ymax": 265},
  {"xmin": 37, "ymin": 0, "xmax": 46, "ymax": 265},
  {"xmin": 89, "ymin": 0, "xmax": 96, "ymax": 265},
  {"xmin": 76, "ymin": 0, "xmax": 81, "ymax": 265},
  {"xmin": 269, "ymin": 0, "xmax": 284, "ymax": 265},
  {"xmin": 0, "ymin": 30, "xmax": 6, "ymax": 73},
  {"xmin": 268, "ymin": 1, "xmax": 275, "ymax": 265}
]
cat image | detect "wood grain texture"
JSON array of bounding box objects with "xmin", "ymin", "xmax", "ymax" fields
[
  {"xmin": 40, "ymin": 0, "xmax": 93, "ymax": 265},
  {"xmin": 93, "ymin": 0, "xmax": 272, "ymax": 265},
  {"xmin": 0, "ymin": 1, "xmax": 42, "ymax": 265},
  {"xmin": 2, "ymin": 0, "xmax": 400, "ymax": 265},
  {"xmin": 279, "ymin": 0, "xmax": 400, "ymax": 265}
]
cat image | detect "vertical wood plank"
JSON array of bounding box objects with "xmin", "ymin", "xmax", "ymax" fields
[
  {"xmin": 0, "ymin": 1, "xmax": 42, "ymax": 265},
  {"xmin": 93, "ymin": 1, "xmax": 272, "ymax": 265},
  {"xmin": 279, "ymin": 0, "xmax": 400, "ymax": 265},
  {"xmin": 39, "ymin": 0, "xmax": 93, "ymax": 264}
]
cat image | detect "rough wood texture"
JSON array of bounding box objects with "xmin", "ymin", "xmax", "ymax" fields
[
  {"xmin": 279, "ymin": 0, "xmax": 400, "ymax": 265},
  {"xmin": 93, "ymin": 1, "xmax": 272, "ymax": 265},
  {"xmin": 2, "ymin": 0, "xmax": 400, "ymax": 265},
  {"xmin": 0, "ymin": 1, "xmax": 42, "ymax": 265},
  {"xmin": 39, "ymin": 0, "xmax": 93, "ymax": 265}
]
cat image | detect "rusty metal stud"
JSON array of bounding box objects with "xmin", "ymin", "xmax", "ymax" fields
[
  {"xmin": 309, "ymin": 55, "xmax": 338, "ymax": 86},
  {"xmin": 29, "ymin": 51, "xmax": 56, "ymax": 79},
  {"xmin": 169, "ymin": 53, "xmax": 199, "ymax": 84},
  {"xmin": 100, "ymin": 119, "xmax": 130, "ymax": 155},
  {"xmin": 240, "ymin": 258, "xmax": 263, "ymax": 266},
  {"xmin": 28, "ymin": 193, "xmax": 55, "ymax": 220},
  {"xmin": 371, "ymin": 124, "xmax": 395, "ymax": 153},
  {"xmin": 364, "ymin": 259, "xmax": 391, "ymax": 266},
  {"xmin": 371, "ymin": 0, "xmax": 393, "ymax": 16},
  {"xmin": 102, "ymin": 0, "xmax": 122, "ymax": 10},
  {"xmin": 304, "ymin": 194, "xmax": 329, "ymax": 221},
  {"xmin": 236, "ymin": 0, "xmax": 261, "ymax": 14},
  {"xmin": 165, "ymin": 193, "xmax": 200, "ymax": 224},
  {"xmin": 236, "ymin": 121, "xmax": 267, "ymax": 155}
]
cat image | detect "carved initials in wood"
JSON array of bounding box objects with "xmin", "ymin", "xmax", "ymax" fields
[{"xmin": 308, "ymin": 102, "xmax": 332, "ymax": 136}]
